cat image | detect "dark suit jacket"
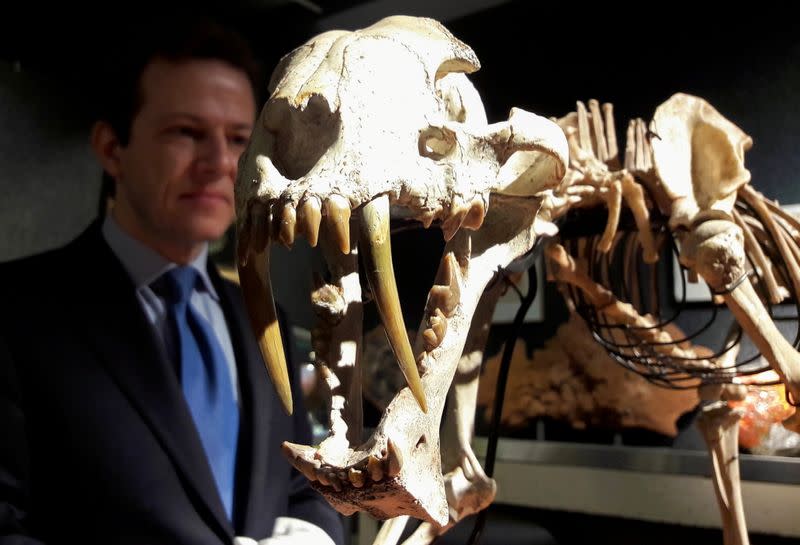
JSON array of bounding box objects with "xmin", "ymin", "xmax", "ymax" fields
[{"xmin": 0, "ymin": 221, "xmax": 343, "ymax": 545}]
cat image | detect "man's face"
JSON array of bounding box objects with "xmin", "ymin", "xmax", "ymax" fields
[{"xmin": 113, "ymin": 58, "xmax": 256, "ymax": 260}]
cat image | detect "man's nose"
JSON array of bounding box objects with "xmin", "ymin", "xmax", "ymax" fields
[{"xmin": 198, "ymin": 132, "xmax": 237, "ymax": 175}]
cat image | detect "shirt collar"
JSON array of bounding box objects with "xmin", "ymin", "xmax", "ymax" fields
[{"xmin": 102, "ymin": 214, "xmax": 220, "ymax": 300}]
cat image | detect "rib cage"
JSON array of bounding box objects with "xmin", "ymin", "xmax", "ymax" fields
[{"xmin": 552, "ymin": 148, "xmax": 800, "ymax": 396}]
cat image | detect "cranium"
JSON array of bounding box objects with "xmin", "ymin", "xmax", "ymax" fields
[{"xmin": 235, "ymin": 15, "xmax": 567, "ymax": 526}]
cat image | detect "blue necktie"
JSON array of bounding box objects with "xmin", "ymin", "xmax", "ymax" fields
[{"xmin": 159, "ymin": 266, "xmax": 239, "ymax": 519}]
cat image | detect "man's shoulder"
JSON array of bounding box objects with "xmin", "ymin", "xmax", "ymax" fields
[
  {"xmin": 0, "ymin": 223, "xmax": 99, "ymax": 299},
  {"xmin": 0, "ymin": 245, "xmax": 66, "ymax": 283},
  {"xmin": 3, "ymin": 219, "xmax": 98, "ymax": 264},
  {"xmin": 0, "ymin": 247, "xmax": 69, "ymax": 328}
]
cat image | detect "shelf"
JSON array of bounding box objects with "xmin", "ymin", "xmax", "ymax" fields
[{"xmin": 472, "ymin": 437, "xmax": 800, "ymax": 538}]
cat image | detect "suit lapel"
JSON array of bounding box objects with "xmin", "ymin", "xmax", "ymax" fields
[
  {"xmin": 209, "ymin": 265, "xmax": 274, "ymax": 532},
  {"xmin": 67, "ymin": 223, "xmax": 233, "ymax": 539}
]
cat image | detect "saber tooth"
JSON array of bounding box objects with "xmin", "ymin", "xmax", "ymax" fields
[
  {"xmin": 359, "ymin": 194, "xmax": 428, "ymax": 413},
  {"xmin": 237, "ymin": 234, "xmax": 293, "ymax": 414}
]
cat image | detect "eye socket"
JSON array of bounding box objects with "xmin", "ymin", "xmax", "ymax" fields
[{"xmin": 418, "ymin": 126, "xmax": 456, "ymax": 160}]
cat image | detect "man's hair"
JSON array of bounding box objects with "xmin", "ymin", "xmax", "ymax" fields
[{"xmin": 96, "ymin": 15, "xmax": 261, "ymax": 146}]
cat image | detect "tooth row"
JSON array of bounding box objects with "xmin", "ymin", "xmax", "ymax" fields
[
  {"xmin": 248, "ymin": 191, "xmax": 487, "ymax": 257},
  {"xmin": 284, "ymin": 439, "xmax": 404, "ymax": 492},
  {"xmin": 419, "ymin": 254, "xmax": 462, "ymax": 364},
  {"xmin": 245, "ymin": 195, "xmax": 349, "ymax": 254}
]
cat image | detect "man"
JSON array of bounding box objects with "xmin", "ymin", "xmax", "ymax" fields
[{"xmin": 0, "ymin": 17, "xmax": 344, "ymax": 545}]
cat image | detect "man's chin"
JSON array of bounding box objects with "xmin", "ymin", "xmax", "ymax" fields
[{"xmin": 184, "ymin": 219, "xmax": 234, "ymax": 248}]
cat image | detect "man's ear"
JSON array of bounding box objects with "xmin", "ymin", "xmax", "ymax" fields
[{"xmin": 90, "ymin": 121, "xmax": 122, "ymax": 179}]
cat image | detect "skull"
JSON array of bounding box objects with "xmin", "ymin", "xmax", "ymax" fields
[{"xmin": 235, "ymin": 15, "xmax": 567, "ymax": 525}]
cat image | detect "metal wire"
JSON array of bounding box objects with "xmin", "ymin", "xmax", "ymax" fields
[
  {"xmin": 557, "ymin": 196, "xmax": 800, "ymax": 394},
  {"xmin": 463, "ymin": 247, "xmax": 540, "ymax": 545}
]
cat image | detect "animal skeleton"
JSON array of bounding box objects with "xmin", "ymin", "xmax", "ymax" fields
[{"xmin": 234, "ymin": 14, "xmax": 800, "ymax": 545}]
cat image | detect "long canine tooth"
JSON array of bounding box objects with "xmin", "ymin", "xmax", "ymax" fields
[
  {"xmin": 278, "ymin": 203, "xmax": 296, "ymax": 247},
  {"xmin": 367, "ymin": 455, "xmax": 384, "ymax": 481},
  {"xmin": 297, "ymin": 196, "xmax": 322, "ymax": 247},
  {"xmin": 348, "ymin": 468, "xmax": 366, "ymax": 488},
  {"xmin": 237, "ymin": 227, "xmax": 293, "ymax": 414},
  {"xmin": 359, "ymin": 194, "xmax": 427, "ymax": 413},
  {"xmin": 325, "ymin": 194, "xmax": 351, "ymax": 254},
  {"xmin": 385, "ymin": 438, "xmax": 403, "ymax": 477}
]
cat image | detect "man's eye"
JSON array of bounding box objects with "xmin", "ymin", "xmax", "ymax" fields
[
  {"xmin": 229, "ymin": 134, "xmax": 250, "ymax": 147},
  {"xmin": 172, "ymin": 126, "xmax": 202, "ymax": 139}
]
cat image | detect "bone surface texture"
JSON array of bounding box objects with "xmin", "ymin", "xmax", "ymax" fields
[{"xmin": 235, "ymin": 14, "xmax": 567, "ymax": 528}]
